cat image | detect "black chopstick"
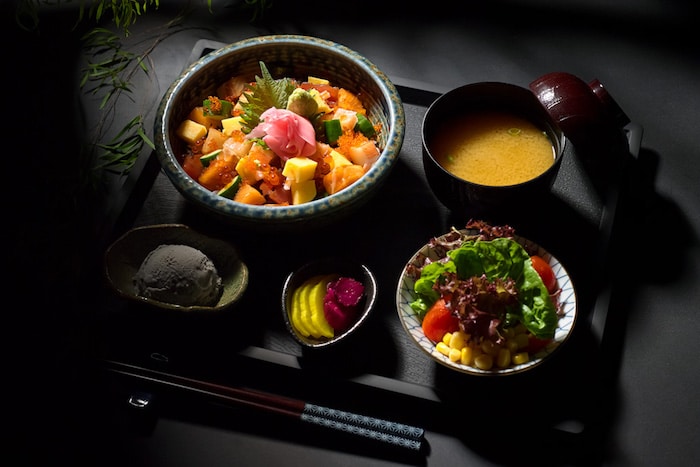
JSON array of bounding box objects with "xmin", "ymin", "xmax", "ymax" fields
[{"xmin": 102, "ymin": 360, "xmax": 425, "ymax": 452}]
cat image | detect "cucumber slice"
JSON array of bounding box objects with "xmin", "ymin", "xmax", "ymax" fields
[
  {"xmin": 218, "ymin": 175, "xmax": 242, "ymax": 199},
  {"xmin": 324, "ymin": 119, "xmax": 342, "ymax": 145},
  {"xmin": 354, "ymin": 113, "xmax": 376, "ymax": 137},
  {"xmin": 200, "ymin": 149, "xmax": 222, "ymax": 167}
]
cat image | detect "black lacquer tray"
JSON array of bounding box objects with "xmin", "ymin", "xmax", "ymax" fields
[{"xmin": 89, "ymin": 39, "xmax": 643, "ymax": 464}]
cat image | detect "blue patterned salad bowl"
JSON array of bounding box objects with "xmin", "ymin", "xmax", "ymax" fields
[{"xmin": 396, "ymin": 226, "xmax": 577, "ymax": 376}]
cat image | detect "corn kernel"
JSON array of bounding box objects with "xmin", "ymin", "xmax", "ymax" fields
[
  {"xmin": 496, "ymin": 348, "xmax": 511, "ymax": 368},
  {"xmin": 512, "ymin": 352, "xmax": 530, "ymax": 365},
  {"xmin": 449, "ymin": 348, "xmax": 462, "ymax": 362},
  {"xmin": 460, "ymin": 347, "xmax": 474, "ymax": 366},
  {"xmin": 481, "ymin": 340, "xmax": 500, "ymax": 356},
  {"xmin": 449, "ymin": 331, "xmax": 468, "ymax": 350},
  {"xmin": 442, "ymin": 332, "xmax": 452, "ymax": 345},
  {"xmin": 436, "ymin": 342, "xmax": 450, "ymax": 356},
  {"xmin": 474, "ymin": 354, "xmax": 493, "ymax": 370}
]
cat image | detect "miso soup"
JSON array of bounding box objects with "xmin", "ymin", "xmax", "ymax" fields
[{"xmin": 433, "ymin": 111, "xmax": 555, "ymax": 186}]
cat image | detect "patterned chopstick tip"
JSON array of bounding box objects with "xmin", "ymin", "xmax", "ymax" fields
[{"xmin": 303, "ymin": 403, "xmax": 425, "ymax": 450}]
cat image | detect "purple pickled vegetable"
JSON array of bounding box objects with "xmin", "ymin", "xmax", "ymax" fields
[
  {"xmin": 322, "ymin": 276, "xmax": 365, "ymax": 332},
  {"xmin": 328, "ymin": 277, "xmax": 365, "ymax": 307},
  {"xmin": 323, "ymin": 300, "xmax": 355, "ymax": 331}
]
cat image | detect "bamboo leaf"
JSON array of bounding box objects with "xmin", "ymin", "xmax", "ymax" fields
[
  {"xmin": 96, "ymin": 2, "xmax": 104, "ymax": 21},
  {"xmin": 99, "ymin": 88, "xmax": 116, "ymax": 109},
  {"xmin": 137, "ymin": 58, "xmax": 148, "ymax": 73},
  {"xmin": 137, "ymin": 126, "xmax": 156, "ymax": 150}
]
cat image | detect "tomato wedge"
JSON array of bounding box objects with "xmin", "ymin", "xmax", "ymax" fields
[
  {"xmin": 530, "ymin": 255, "xmax": 557, "ymax": 294},
  {"xmin": 526, "ymin": 335, "xmax": 553, "ymax": 354},
  {"xmin": 421, "ymin": 298, "xmax": 460, "ymax": 342}
]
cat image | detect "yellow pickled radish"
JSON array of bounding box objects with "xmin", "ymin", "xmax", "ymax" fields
[
  {"xmin": 308, "ymin": 274, "xmax": 337, "ymax": 339},
  {"xmin": 299, "ymin": 278, "xmax": 322, "ymax": 338},
  {"xmin": 290, "ymin": 284, "xmax": 312, "ymax": 337}
]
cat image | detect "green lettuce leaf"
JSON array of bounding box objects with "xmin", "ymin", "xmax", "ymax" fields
[
  {"xmin": 411, "ymin": 238, "xmax": 558, "ymax": 339},
  {"xmin": 410, "ymin": 260, "xmax": 455, "ymax": 316}
]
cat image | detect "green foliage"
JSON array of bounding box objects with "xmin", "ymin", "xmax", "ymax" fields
[
  {"xmin": 16, "ymin": 0, "xmax": 271, "ymax": 33},
  {"xmin": 79, "ymin": 26, "xmax": 154, "ymax": 176},
  {"xmin": 240, "ymin": 61, "xmax": 296, "ymax": 131},
  {"xmin": 80, "ymin": 0, "xmax": 160, "ymax": 37},
  {"xmin": 80, "ymin": 27, "xmax": 146, "ymax": 109},
  {"xmin": 16, "ymin": 0, "xmax": 273, "ymax": 178},
  {"xmin": 93, "ymin": 115, "xmax": 155, "ymax": 175},
  {"xmin": 15, "ymin": 0, "xmax": 161, "ymax": 35}
]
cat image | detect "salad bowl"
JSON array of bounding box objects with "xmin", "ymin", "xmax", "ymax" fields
[{"xmin": 396, "ymin": 225, "xmax": 577, "ymax": 376}]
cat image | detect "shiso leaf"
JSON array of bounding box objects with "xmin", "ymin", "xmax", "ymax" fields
[{"xmin": 240, "ymin": 61, "xmax": 296, "ymax": 132}]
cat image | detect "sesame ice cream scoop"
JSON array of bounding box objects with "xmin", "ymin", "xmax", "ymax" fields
[{"xmin": 133, "ymin": 244, "xmax": 222, "ymax": 307}]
